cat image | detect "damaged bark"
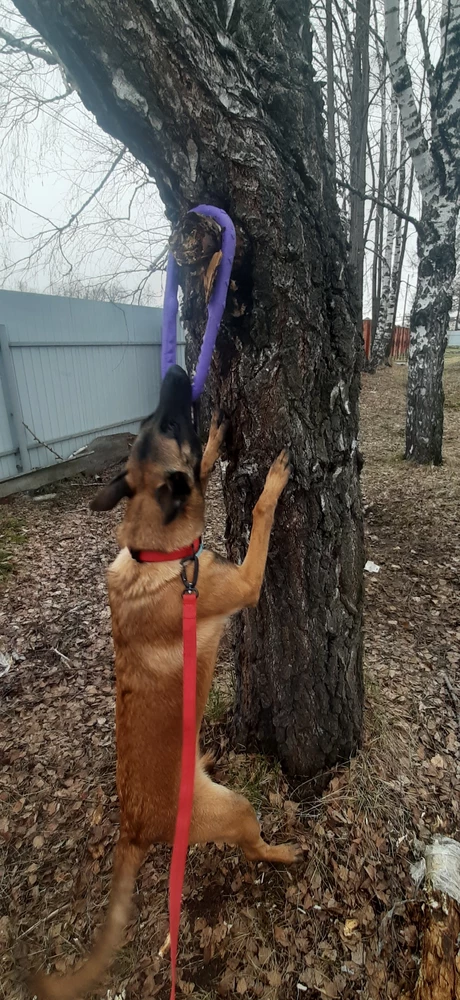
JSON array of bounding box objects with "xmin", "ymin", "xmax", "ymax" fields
[
  {"xmin": 412, "ymin": 837, "xmax": 460, "ymax": 1000},
  {"xmin": 13, "ymin": 0, "xmax": 364, "ymax": 780}
]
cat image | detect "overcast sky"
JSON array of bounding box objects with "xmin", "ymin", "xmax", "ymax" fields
[
  {"xmin": 0, "ymin": 1, "xmax": 168, "ymax": 303},
  {"xmin": 0, "ymin": 0, "xmax": 440, "ymax": 322}
]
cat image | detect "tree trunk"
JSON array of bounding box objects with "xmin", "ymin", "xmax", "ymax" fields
[
  {"xmin": 371, "ymin": 70, "xmax": 386, "ymax": 351},
  {"xmin": 387, "ymin": 121, "xmax": 407, "ymax": 337},
  {"xmin": 371, "ymin": 95, "xmax": 398, "ymax": 366},
  {"xmin": 325, "ymin": 0, "xmax": 336, "ymax": 181},
  {"xmin": 349, "ymin": 0, "xmax": 371, "ymax": 330},
  {"xmin": 13, "ymin": 0, "xmax": 365, "ymax": 781},
  {"xmin": 384, "ymin": 0, "xmax": 460, "ymax": 463},
  {"xmin": 392, "ymin": 159, "xmax": 415, "ymax": 330},
  {"xmin": 406, "ymin": 198, "xmax": 458, "ymax": 464},
  {"xmin": 412, "ymin": 837, "xmax": 460, "ymax": 999},
  {"xmin": 415, "ymin": 892, "xmax": 460, "ymax": 1000}
]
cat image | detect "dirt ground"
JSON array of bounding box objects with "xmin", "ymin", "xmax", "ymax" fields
[{"xmin": 1, "ymin": 358, "xmax": 460, "ymax": 1000}]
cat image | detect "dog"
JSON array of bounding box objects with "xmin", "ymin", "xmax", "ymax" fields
[{"xmin": 31, "ymin": 365, "xmax": 299, "ymax": 1000}]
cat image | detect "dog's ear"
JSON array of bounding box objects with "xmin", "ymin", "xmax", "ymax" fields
[
  {"xmin": 90, "ymin": 471, "xmax": 133, "ymax": 511},
  {"xmin": 155, "ymin": 470, "xmax": 191, "ymax": 525}
]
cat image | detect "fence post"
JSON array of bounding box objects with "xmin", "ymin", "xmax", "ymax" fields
[{"xmin": 0, "ymin": 324, "xmax": 31, "ymax": 474}]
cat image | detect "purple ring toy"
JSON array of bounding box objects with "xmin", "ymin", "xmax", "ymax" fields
[{"xmin": 160, "ymin": 205, "xmax": 236, "ymax": 401}]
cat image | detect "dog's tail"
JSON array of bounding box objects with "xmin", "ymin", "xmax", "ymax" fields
[{"xmin": 30, "ymin": 838, "xmax": 145, "ymax": 1000}]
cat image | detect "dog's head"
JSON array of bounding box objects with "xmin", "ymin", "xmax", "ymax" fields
[{"xmin": 90, "ymin": 366, "xmax": 204, "ymax": 550}]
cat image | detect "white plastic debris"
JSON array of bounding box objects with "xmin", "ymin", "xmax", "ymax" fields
[
  {"xmin": 364, "ymin": 560, "xmax": 380, "ymax": 574},
  {"xmin": 410, "ymin": 836, "xmax": 460, "ymax": 904},
  {"xmin": 33, "ymin": 493, "xmax": 57, "ymax": 502},
  {"xmin": 0, "ymin": 652, "xmax": 12, "ymax": 678}
]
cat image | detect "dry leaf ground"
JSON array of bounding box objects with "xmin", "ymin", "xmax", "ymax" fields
[{"xmin": 1, "ymin": 357, "xmax": 460, "ymax": 1000}]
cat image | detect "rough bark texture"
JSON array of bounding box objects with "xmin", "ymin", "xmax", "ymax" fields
[
  {"xmin": 415, "ymin": 891, "xmax": 460, "ymax": 1000},
  {"xmin": 406, "ymin": 197, "xmax": 457, "ymax": 464},
  {"xmin": 13, "ymin": 0, "xmax": 364, "ymax": 780},
  {"xmin": 385, "ymin": 0, "xmax": 460, "ymax": 463}
]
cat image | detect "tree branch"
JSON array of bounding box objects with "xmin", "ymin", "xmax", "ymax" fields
[
  {"xmin": 61, "ymin": 146, "xmax": 126, "ymax": 231},
  {"xmin": 336, "ymin": 178, "xmax": 420, "ymax": 231},
  {"xmin": 415, "ymin": 0, "xmax": 434, "ymax": 86},
  {"xmin": 0, "ymin": 24, "xmax": 57, "ymax": 64}
]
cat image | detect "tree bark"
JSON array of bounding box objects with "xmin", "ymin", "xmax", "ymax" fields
[
  {"xmin": 405, "ymin": 197, "xmax": 457, "ymax": 464},
  {"xmin": 13, "ymin": 0, "xmax": 364, "ymax": 780},
  {"xmin": 415, "ymin": 891, "xmax": 460, "ymax": 1000},
  {"xmin": 412, "ymin": 838, "xmax": 460, "ymax": 999}
]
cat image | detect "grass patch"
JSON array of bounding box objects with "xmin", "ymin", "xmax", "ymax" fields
[
  {"xmin": 0, "ymin": 512, "xmax": 26, "ymax": 580},
  {"xmin": 205, "ymin": 683, "xmax": 232, "ymax": 723},
  {"xmin": 226, "ymin": 752, "xmax": 283, "ymax": 810}
]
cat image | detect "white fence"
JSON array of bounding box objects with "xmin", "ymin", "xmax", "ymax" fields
[{"xmin": 0, "ymin": 290, "xmax": 185, "ymax": 482}]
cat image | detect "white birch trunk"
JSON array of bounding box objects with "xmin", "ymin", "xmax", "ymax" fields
[
  {"xmin": 384, "ymin": 0, "xmax": 460, "ymax": 463},
  {"xmin": 371, "ymin": 94, "xmax": 398, "ymax": 365}
]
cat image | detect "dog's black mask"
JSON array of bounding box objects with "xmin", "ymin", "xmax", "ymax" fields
[{"xmin": 135, "ymin": 365, "xmax": 202, "ymax": 467}]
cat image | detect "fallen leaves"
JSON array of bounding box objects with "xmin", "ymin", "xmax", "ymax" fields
[{"xmin": 1, "ymin": 366, "xmax": 460, "ymax": 998}]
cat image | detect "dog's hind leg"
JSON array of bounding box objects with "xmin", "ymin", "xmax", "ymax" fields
[{"xmin": 190, "ymin": 771, "xmax": 300, "ymax": 865}]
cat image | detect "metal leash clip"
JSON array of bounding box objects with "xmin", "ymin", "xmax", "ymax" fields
[{"xmin": 180, "ymin": 554, "xmax": 199, "ymax": 596}]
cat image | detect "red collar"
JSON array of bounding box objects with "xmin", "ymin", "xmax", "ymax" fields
[{"xmin": 131, "ymin": 537, "xmax": 201, "ymax": 563}]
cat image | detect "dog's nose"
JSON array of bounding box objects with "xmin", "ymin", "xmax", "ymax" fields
[{"xmin": 159, "ymin": 365, "xmax": 192, "ymax": 418}]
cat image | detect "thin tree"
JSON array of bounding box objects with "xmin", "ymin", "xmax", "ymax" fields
[
  {"xmin": 371, "ymin": 66, "xmax": 386, "ymax": 349},
  {"xmin": 349, "ymin": 0, "xmax": 371, "ymax": 329},
  {"xmin": 11, "ymin": 0, "xmax": 365, "ymax": 781},
  {"xmin": 372, "ymin": 92, "xmax": 398, "ymax": 363},
  {"xmin": 385, "ymin": 0, "xmax": 460, "ymax": 464}
]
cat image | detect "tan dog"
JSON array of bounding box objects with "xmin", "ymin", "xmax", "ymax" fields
[{"xmin": 32, "ymin": 366, "xmax": 299, "ymax": 1000}]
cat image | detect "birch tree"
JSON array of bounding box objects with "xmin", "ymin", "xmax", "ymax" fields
[
  {"xmin": 372, "ymin": 93, "xmax": 398, "ymax": 363},
  {"xmin": 349, "ymin": 0, "xmax": 371, "ymax": 328},
  {"xmin": 385, "ymin": 0, "xmax": 460, "ymax": 463},
  {"xmin": 10, "ymin": 0, "xmax": 364, "ymax": 782}
]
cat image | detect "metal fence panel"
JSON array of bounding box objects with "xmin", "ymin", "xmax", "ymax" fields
[{"xmin": 0, "ymin": 290, "xmax": 185, "ymax": 481}]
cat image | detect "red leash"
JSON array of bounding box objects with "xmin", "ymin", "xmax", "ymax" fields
[
  {"xmin": 168, "ymin": 589, "xmax": 197, "ymax": 999},
  {"xmin": 169, "ymin": 557, "xmax": 199, "ymax": 1000},
  {"xmin": 134, "ymin": 541, "xmax": 200, "ymax": 999}
]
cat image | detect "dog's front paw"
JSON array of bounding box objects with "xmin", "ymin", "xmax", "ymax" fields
[
  {"xmin": 263, "ymin": 449, "xmax": 291, "ymax": 504},
  {"xmin": 207, "ymin": 410, "xmax": 228, "ymax": 459},
  {"xmin": 211, "ymin": 410, "xmax": 229, "ymax": 450}
]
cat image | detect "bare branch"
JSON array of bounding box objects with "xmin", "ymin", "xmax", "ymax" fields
[
  {"xmin": 336, "ymin": 178, "xmax": 420, "ymax": 231},
  {"xmin": 60, "ymin": 145, "xmax": 126, "ymax": 232},
  {"xmin": 0, "ymin": 24, "xmax": 57, "ymax": 63}
]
